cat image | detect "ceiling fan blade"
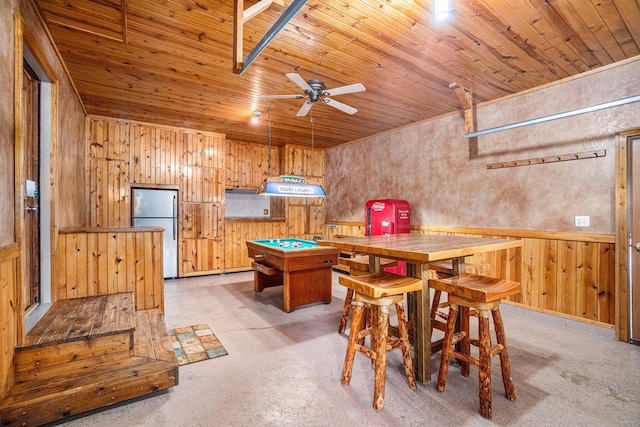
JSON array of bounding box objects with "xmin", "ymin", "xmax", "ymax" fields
[
  {"xmin": 323, "ymin": 83, "xmax": 366, "ymax": 97},
  {"xmin": 322, "ymin": 98, "xmax": 358, "ymax": 115},
  {"xmin": 260, "ymin": 94, "xmax": 305, "ymax": 100},
  {"xmin": 286, "ymin": 73, "xmax": 313, "ymax": 92},
  {"xmin": 296, "ymin": 101, "xmax": 314, "ymax": 117}
]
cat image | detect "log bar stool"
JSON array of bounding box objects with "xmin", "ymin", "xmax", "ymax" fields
[
  {"xmin": 339, "ymin": 271, "xmax": 422, "ymax": 410},
  {"xmin": 429, "ymin": 273, "xmax": 521, "ymax": 419},
  {"xmin": 429, "ymin": 261, "xmax": 491, "ymax": 338},
  {"xmin": 337, "ymin": 256, "xmax": 397, "ymax": 334}
]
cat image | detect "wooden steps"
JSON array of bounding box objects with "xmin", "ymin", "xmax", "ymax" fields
[
  {"xmin": 22, "ymin": 292, "xmax": 135, "ymax": 347},
  {"xmin": 0, "ymin": 293, "xmax": 178, "ymax": 426}
]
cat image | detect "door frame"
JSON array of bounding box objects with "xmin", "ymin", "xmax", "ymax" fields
[
  {"xmin": 14, "ymin": 13, "xmax": 59, "ymax": 343},
  {"xmin": 615, "ymin": 128, "xmax": 640, "ymax": 342},
  {"xmin": 22, "ymin": 59, "xmax": 41, "ymax": 311}
]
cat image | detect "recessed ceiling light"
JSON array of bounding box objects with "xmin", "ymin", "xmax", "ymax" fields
[{"xmin": 435, "ymin": 0, "xmax": 451, "ymax": 20}]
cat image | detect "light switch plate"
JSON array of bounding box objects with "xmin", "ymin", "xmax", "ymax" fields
[
  {"xmin": 26, "ymin": 180, "xmax": 37, "ymax": 198},
  {"xmin": 575, "ymin": 216, "xmax": 590, "ymax": 227}
]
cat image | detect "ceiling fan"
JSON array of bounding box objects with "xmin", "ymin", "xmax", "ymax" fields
[{"xmin": 260, "ymin": 73, "xmax": 366, "ymax": 117}]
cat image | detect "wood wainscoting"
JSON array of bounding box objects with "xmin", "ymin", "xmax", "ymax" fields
[
  {"xmin": 56, "ymin": 227, "xmax": 165, "ymax": 312},
  {"xmin": 224, "ymin": 220, "xmax": 287, "ymax": 272},
  {"xmin": 0, "ymin": 243, "xmax": 20, "ymax": 400},
  {"xmin": 325, "ymin": 222, "xmax": 615, "ymax": 328}
]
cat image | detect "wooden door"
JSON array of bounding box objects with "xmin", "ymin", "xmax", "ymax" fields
[
  {"xmin": 631, "ymin": 136, "xmax": 640, "ymax": 342},
  {"xmin": 22, "ymin": 61, "xmax": 41, "ymax": 310}
]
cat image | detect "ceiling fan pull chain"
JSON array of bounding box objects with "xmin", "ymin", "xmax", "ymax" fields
[
  {"xmin": 310, "ymin": 113, "xmax": 314, "ymax": 178},
  {"xmin": 267, "ymin": 101, "xmax": 272, "ymax": 176}
]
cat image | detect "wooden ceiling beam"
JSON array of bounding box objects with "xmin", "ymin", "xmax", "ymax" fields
[
  {"xmin": 233, "ymin": 0, "xmax": 244, "ymax": 73},
  {"xmin": 243, "ymin": 0, "xmax": 284, "ymax": 22},
  {"xmin": 449, "ymin": 82, "xmax": 475, "ymax": 135}
]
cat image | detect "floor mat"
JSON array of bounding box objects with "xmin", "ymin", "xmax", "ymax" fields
[{"xmin": 168, "ymin": 324, "xmax": 228, "ymax": 366}]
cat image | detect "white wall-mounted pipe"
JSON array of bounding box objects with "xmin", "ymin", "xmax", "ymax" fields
[{"xmin": 465, "ymin": 94, "xmax": 640, "ymax": 139}]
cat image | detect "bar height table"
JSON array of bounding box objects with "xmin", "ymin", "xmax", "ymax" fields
[{"xmin": 318, "ymin": 233, "xmax": 523, "ymax": 384}]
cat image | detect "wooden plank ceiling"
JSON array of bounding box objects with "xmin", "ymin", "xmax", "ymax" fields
[{"xmin": 35, "ymin": 0, "xmax": 640, "ymax": 148}]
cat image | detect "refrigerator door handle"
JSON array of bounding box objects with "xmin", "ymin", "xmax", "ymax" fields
[
  {"xmin": 173, "ymin": 218, "xmax": 177, "ymax": 241},
  {"xmin": 173, "ymin": 195, "xmax": 177, "ymax": 217},
  {"xmin": 173, "ymin": 195, "xmax": 177, "ymax": 241}
]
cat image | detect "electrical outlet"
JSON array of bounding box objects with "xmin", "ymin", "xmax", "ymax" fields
[
  {"xmin": 263, "ymin": 209, "xmax": 269, "ymax": 215},
  {"xmin": 575, "ymin": 216, "xmax": 590, "ymax": 227}
]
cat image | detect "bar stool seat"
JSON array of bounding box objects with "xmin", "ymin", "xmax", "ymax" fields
[
  {"xmin": 429, "ymin": 273, "xmax": 520, "ymax": 419},
  {"xmin": 337, "ymin": 256, "xmax": 398, "ymax": 334},
  {"xmin": 339, "ymin": 271, "xmax": 422, "ymax": 410},
  {"xmin": 429, "ymin": 261, "xmax": 491, "ymax": 337}
]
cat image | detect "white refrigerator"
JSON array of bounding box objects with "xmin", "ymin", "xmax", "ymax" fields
[{"xmin": 132, "ymin": 188, "xmax": 178, "ymax": 278}]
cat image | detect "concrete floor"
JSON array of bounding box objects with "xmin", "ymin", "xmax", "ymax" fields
[{"xmin": 56, "ymin": 271, "xmax": 640, "ymax": 426}]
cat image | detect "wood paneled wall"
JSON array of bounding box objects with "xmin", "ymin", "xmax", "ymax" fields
[
  {"xmin": 224, "ymin": 220, "xmax": 287, "ymax": 271},
  {"xmin": 225, "ymin": 139, "xmax": 285, "ymax": 225},
  {"xmin": 282, "ymin": 145, "xmax": 326, "ymax": 240},
  {"xmin": 415, "ymin": 227, "xmax": 615, "ymax": 327},
  {"xmin": 224, "ymin": 143, "xmax": 328, "ymax": 263},
  {"xmin": 226, "ymin": 140, "xmax": 280, "ymax": 189},
  {"xmin": 326, "ymin": 223, "xmax": 367, "ymax": 239},
  {"xmin": 56, "ymin": 228, "xmax": 164, "ymax": 312},
  {"xmin": 87, "ymin": 116, "xmax": 226, "ymax": 276},
  {"xmin": 87, "ymin": 119, "xmax": 329, "ymax": 276},
  {"xmin": 0, "ymin": 244, "xmax": 19, "ymax": 399},
  {"xmin": 325, "ymin": 221, "xmax": 616, "ymax": 327}
]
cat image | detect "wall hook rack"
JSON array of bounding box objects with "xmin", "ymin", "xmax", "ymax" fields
[{"xmin": 486, "ymin": 149, "xmax": 606, "ymax": 170}]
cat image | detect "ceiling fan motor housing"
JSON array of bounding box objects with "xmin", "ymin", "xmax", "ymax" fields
[{"xmin": 306, "ymin": 79, "xmax": 326, "ymax": 102}]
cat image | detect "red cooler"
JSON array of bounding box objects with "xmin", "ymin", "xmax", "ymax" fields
[{"xmin": 365, "ymin": 199, "xmax": 410, "ymax": 275}]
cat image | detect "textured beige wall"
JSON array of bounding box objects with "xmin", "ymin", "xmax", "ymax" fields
[
  {"xmin": 325, "ymin": 58, "xmax": 640, "ymax": 234},
  {"xmin": 0, "ymin": 1, "xmax": 16, "ymax": 245}
]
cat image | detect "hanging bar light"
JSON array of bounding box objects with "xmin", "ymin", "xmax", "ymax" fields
[
  {"xmin": 258, "ymin": 175, "xmax": 326, "ymax": 197},
  {"xmin": 257, "ymin": 105, "xmax": 326, "ymax": 197}
]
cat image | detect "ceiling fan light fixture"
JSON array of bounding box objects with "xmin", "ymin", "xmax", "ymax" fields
[{"xmin": 251, "ymin": 110, "xmax": 262, "ymax": 124}]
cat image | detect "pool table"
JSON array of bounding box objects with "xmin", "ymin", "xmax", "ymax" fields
[{"xmin": 246, "ymin": 238, "xmax": 341, "ymax": 312}]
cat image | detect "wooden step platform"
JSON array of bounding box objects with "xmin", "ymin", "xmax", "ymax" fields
[
  {"xmin": 16, "ymin": 293, "xmax": 136, "ymax": 374},
  {"xmin": 0, "ymin": 294, "xmax": 178, "ymax": 426}
]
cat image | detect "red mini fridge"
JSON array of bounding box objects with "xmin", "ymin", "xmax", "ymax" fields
[{"xmin": 364, "ymin": 199, "xmax": 410, "ymax": 275}]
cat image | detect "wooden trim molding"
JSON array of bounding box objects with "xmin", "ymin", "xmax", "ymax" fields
[
  {"xmin": 614, "ymin": 128, "xmax": 640, "ymax": 342},
  {"xmin": 412, "ymin": 225, "xmax": 615, "ymax": 244},
  {"xmin": 326, "ymin": 221, "xmax": 616, "ymax": 244}
]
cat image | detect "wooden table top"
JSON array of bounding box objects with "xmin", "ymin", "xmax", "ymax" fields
[{"xmin": 317, "ymin": 233, "xmax": 522, "ymax": 263}]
